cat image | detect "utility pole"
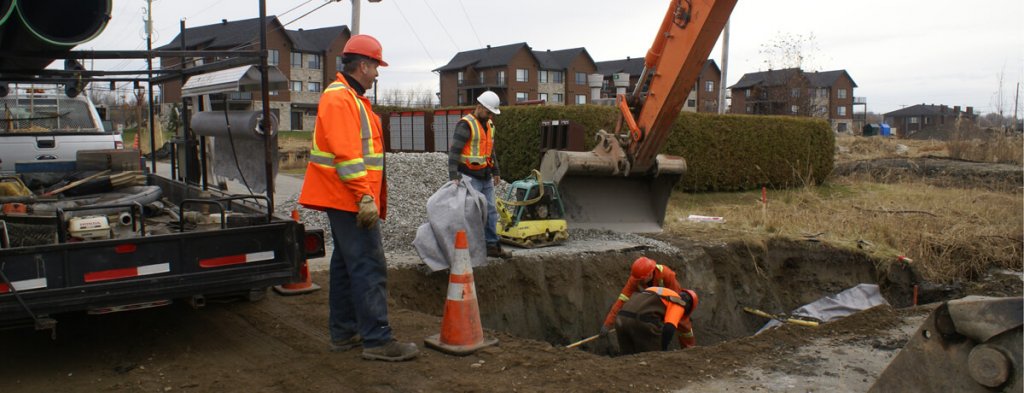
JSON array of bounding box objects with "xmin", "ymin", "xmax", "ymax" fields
[
  {"xmin": 145, "ymin": 0, "xmax": 157, "ymax": 172},
  {"xmin": 351, "ymin": 0, "xmax": 361, "ymax": 34},
  {"xmin": 718, "ymin": 20, "xmax": 729, "ymax": 114},
  {"xmin": 1014, "ymin": 82, "xmax": 1020, "ymax": 132}
]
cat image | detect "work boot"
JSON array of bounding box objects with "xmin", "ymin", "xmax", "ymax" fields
[
  {"xmin": 487, "ymin": 244, "xmax": 511, "ymax": 258},
  {"xmin": 330, "ymin": 335, "xmax": 362, "ymax": 352},
  {"xmin": 361, "ymin": 340, "xmax": 419, "ymax": 362}
]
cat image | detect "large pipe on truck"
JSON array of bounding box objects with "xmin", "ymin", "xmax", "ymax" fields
[{"xmin": 0, "ymin": 0, "xmax": 112, "ymax": 72}]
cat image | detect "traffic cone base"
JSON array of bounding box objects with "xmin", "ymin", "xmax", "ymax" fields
[
  {"xmin": 274, "ymin": 209, "xmax": 322, "ymax": 296},
  {"xmin": 424, "ymin": 333, "xmax": 498, "ymax": 356}
]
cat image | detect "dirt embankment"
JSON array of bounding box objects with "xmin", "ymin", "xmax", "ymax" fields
[{"xmin": 1, "ymin": 238, "xmax": 954, "ymax": 393}]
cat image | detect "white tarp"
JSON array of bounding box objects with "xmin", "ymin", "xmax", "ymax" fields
[
  {"xmin": 758, "ymin": 283, "xmax": 890, "ymax": 334},
  {"xmin": 413, "ymin": 181, "xmax": 488, "ymax": 271}
]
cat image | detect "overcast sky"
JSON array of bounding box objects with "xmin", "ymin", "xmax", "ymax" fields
[{"xmin": 87, "ymin": 0, "xmax": 1024, "ymax": 115}]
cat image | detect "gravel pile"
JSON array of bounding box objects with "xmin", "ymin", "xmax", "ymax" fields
[{"xmin": 276, "ymin": 152, "xmax": 674, "ymax": 256}]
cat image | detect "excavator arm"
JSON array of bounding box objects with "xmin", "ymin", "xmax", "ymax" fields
[{"xmin": 540, "ymin": 0, "xmax": 737, "ymax": 232}]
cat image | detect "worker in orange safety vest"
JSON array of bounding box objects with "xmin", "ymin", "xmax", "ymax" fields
[
  {"xmin": 614, "ymin": 286, "xmax": 699, "ymax": 354},
  {"xmin": 298, "ymin": 34, "xmax": 418, "ymax": 362},
  {"xmin": 600, "ymin": 257, "xmax": 696, "ymax": 349}
]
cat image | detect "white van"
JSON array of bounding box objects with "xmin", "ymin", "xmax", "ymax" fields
[{"xmin": 0, "ymin": 86, "xmax": 123, "ymax": 173}]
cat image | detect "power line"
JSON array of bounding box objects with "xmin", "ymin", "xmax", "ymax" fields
[
  {"xmin": 456, "ymin": 0, "xmax": 483, "ymax": 47},
  {"xmin": 392, "ymin": 0, "xmax": 436, "ymax": 66},
  {"xmin": 421, "ymin": 0, "xmax": 459, "ymax": 52}
]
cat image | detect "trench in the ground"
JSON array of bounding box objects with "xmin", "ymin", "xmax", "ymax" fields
[{"xmin": 390, "ymin": 238, "xmax": 916, "ymax": 355}]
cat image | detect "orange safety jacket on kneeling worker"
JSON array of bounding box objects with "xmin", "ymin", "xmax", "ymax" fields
[
  {"xmin": 603, "ymin": 264, "xmax": 695, "ymax": 347},
  {"xmin": 459, "ymin": 114, "xmax": 494, "ymax": 171},
  {"xmin": 299, "ymin": 74, "xmax": 387, "ymax": 217}
]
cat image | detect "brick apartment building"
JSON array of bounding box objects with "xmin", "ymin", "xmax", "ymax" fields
[
  {"xmin": 435, "ymin": 43, "xmax": 597, "ymax": 107},
  {"xmin": 157, "ymin": 16, "xmax": 350, "ymax": 131},
  {"xmin": 729, "ymin": 68, "xmax": 857, "ymax": 132},
  {"xmin": 883, "ymin": 104, "xmax": 975, "ymax": 137},
  {"xmin": 593, "ymin": 58, "xmax": 722, "ymax": 113}
]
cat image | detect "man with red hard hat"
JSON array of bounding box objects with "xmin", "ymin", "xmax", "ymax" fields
[
  {"xmin": 600, "ymin": 257, "xmax": 697, "ymax": 351},
  {"xmin": 299, "ymin": 34, "xmax": 418, "ymax": 362}
]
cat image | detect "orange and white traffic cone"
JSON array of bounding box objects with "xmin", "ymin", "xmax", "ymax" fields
[
  {"xmin": 132, "ymin": 133, "xmax": 140, "ymax": 149},
  {"xmin": 424, "ymin": 230, "xmax": 498, "ymax": 355},
  {"xmin": 273, "ymin": 210, "xmax": 321, "ymax": 295}
]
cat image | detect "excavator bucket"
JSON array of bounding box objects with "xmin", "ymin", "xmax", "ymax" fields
[{"xmin": 539, "ymin": 137, "xmax": 685, "ymax": 233}]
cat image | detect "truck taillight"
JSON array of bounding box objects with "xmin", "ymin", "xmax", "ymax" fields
[
  {"xmin": 114, "ymin": 141, "xmax": 124, "ymax": 149},
  {"xmin": 304, "ymin": 230, "xmax": 325, "ymax": 258}
]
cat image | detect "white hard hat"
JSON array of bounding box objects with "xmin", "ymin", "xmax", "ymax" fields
[{"xmin": 477, "ymin": 91, "xmax": 501, "ymax": 115}]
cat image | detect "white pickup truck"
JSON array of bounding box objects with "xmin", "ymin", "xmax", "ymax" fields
[{"xmin": 0, "ymin": 86, "xmax": 123, "ymax": 173}]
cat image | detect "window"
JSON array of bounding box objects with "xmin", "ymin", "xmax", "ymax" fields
[
  {"xmin": 497, "ymin": 71, "xmax": 506, "ymax": 85},
  {"xmin": 553, "ymin": 93, "xmax": 563, "ymax": 103},
  {"xmin": 745, "ymin": 104, "xmax": 752, "ymax": 113},
  {"xmin": 268, "ymin": 49, "xmax": 279, "ymax": 66},
  {"xmin": 791, "ymin": 105, "xmax": 799, "ymax": 113},
  {"xmin": 291, "ymin": 52, "xmax": 302, "ymax": 68},
  {"xmin": 838, "ymin": 88, "xmax": 847, "ymax": 99},
  {"xmin": 457, "ymin": 72, "xmax": 464, "ymax": 85},
  {"xmin": 687, "ymin": 99, "xmax": 696, "ymax": 108},
  {"xmin": 745, "ymin": 89, "xmax": 751, "ymax": 98},
  {"xmin": 576, "ymin": 72, "xmax": 586, "ymax": 85},
  {"xmin": 705, "ymin": 80, "xmax": 715, "ymax": 92},
  {"xmin": 458, "ymin": 92, "xmax": 466, "ymax": 105},
  {"xmin": 575, "ymin": 94, "xmax": 586, "ymax": 104},
  {"xmin": 837, "ymin": 123, "xmax": 848, "ymax": 132},
  {"xmin": 515, "ymin": 92, "xmax": 528, "ymax": 102},
  {"xmin": 552, "ymin": 71, "xmax": 563, "ymax": 83},
  {"xmin": 308, "ymin": 82, "xmax": 321, "ymax": 92},
  {"xmin": 308, "ymin": 54, "xmax": 320, "ymax": 70},
  {"xmin": 516, "ymin": 68, "xmax": 528, "ymax": 82},
  {"xmin": 479, "ymin": 72, "xmax": 485, "ymax": 84},
  {"xmin": 791, "ymin": 88, "xmax": 800, "ymax": 98},
  {"xmin": 837, "ymin": 106, "xmax": 847, "ymax": 116},
  {"xmin": 909, "ymin": 116, "xmax": 919, "ymax": 124},
  {"xmin": 539, "ymin": 93, "xmax": 548, "ymax": 102},
  {"xmin": 290, "ymin": 80, "xmax": 302, "ymax": 92},
  {"xmin": 336, "ymin": 56, "xmax": 343, "ymax": 71},
  {"xmin": 538, "ymin": 70, "xmax": 549, "ymax": 83}
]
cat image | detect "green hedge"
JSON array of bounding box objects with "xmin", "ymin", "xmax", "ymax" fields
[{"xmin": 373, "ymin": 105, "xmax": 833, "ymax": 192}]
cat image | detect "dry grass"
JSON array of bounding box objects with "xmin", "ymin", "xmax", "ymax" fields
[
  {"xmin": 834, "ymin": 134, "xmax": 948, "ymax": 163},
  {"xmin": 664, "ymin": 179, "xmax": 1023, "ymax": 283},
  {"xmin": 946, "ymin": 132, "xmax": 1023, "ymax": 165}
]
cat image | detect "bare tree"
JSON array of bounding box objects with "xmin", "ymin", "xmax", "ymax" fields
[
  {"xmin": 758, "ymin": 32, "xmax": 821, "ymax": 71},
  {"xmin": 990, "ymin": 67, "xmax": 1008, "ymax": 129}
]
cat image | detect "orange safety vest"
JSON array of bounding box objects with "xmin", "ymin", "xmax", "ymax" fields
[
  {"xmin": 459, "ymin": 114, "xmax": 495, "ymax": 170},
  {"xmin": 298, "ymin": 74, "xmax": 387, "ymax": 216},
  {"xmin": 604, "ymin": 264, "xmax": 680, "ymax": 327},
  {"xmin": 641, "ymin": 286, "xmax": 697, "ymax": 348}
]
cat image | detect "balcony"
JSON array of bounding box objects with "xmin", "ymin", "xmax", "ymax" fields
[{"xmin": 853, "ymin": 97, "xmax": 867, "ymax": 104}]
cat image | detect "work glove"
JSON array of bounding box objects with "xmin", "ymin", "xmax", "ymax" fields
[
  {"xmin": 356, "ymin": 195, "xmax": 378, "ymax": 229},
  {"xmin": 599, "ymin": 325, "xmax": 611, "ymax": 337}
]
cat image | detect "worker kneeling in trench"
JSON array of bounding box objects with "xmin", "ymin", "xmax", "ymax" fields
[
  {"xmin": 601, "ymin": 257, "xmax": 698, "ymax": 354},
  {"xmin": 613, "ymin": 286, "xmax": 698, "ymax": 354}
]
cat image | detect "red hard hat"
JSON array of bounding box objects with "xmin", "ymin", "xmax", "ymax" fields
[
  {"xmin": 343, "ymin": 34, "xmax": 388, "ymax": 66},
  {"xmin": 630, "ymin": 257, "xmax": 657, "ymax": 280}
]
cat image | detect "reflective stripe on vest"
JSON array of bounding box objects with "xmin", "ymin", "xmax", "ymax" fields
[
  {"xmin": 460, "ymin": 114, "xmax": 494, "ymax": 169},
  {"xmin": 618, "ymin": 293, "xmax": 630, "ymax": 302},
  {"xmin": 309, "ymin": 82, "xmax": 383, "ymax": 181}
]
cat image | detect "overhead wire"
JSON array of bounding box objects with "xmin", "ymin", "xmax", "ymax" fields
[
  {"xmin": 421, "ymin": 0, "xmax": 459, "ymax": 52},
  {"xmin": 456, "ymin": 0, "xmax": 483, "ymax": 47},
  {"xmin": 391, "ymin": 0, "xmax": 437, "ymax": 66}
]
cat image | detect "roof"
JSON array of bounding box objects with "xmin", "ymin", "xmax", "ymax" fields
[
  {"xmin": 533, "ymin": 47, "xmax": 592, "ymax": 70},
  {"xmin": 728, "ymin": 67, "xmax": 803, "ymax": 89},
  {"xmin": 594, "ymin": 57, "xmax": 645, "ymax": 76},
  {"xmin": 157, "ymin": 16, "xmax": 348, "ymax": 53},
  {"xmin": 883, "ymin": 104, "xmax": 954, "ymax": 117},
  {"xmin": 805, "ymin": 70, "xmax": 858, "ymax": 88},
  {"xmin": 157, "ymin": 16, "xmax": 277, "ymax": 50},
  {"xmin": 286, "ymin": 25, "xmax": 350, "ymax": 52},
  {"xmin": 433, "ymin": 42, "xmax": 534, "ymax": 72},
  {"xmin": 730, "ymin": 68, "xmax": 857, "ymax": 89}
]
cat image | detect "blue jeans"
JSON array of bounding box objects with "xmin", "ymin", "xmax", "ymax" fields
[
  {"xmin": 463, "ymin": 174, "xmax": 499, "ymax": 246},
  {"xmin": 326, "ymin": 209, "xmax": 392, "ymax": 348}
]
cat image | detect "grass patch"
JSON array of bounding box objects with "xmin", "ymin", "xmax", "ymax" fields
[
  {"xmin": 664, "ymin": 179, "xmax": 1023, "ymax": 284},
  {"xmin": 947, "ymin": 132, "xmax": 1023, "ymax": 165}
]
